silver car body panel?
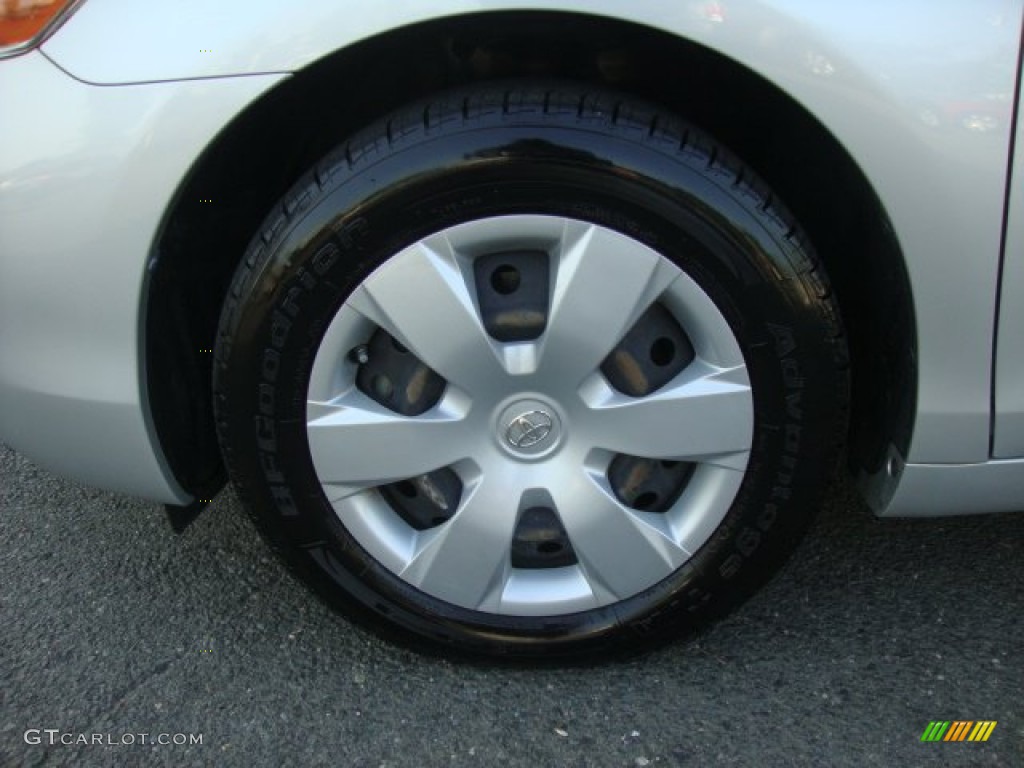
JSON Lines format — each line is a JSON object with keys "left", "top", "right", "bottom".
{"left": 885, "top": 459, "right": 1024, "bottom": 516}
{"left": 0, "top": 0, "right": 1021, "bottom": 512}
{"left": 994, "top": 111, "right": 1024, "bottom": 459}
{"left": 0, "top": 52, "right": 285, "bottom": 502}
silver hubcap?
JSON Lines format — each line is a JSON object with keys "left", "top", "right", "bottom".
{"left": 306, "top": 215, "right": 753, "bottom": 616}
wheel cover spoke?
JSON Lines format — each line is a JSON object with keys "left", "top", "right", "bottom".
{"left": 539, "top": 222, "right": 680, "bottom": 382}
{"left": 345, "top": 237, "right": 504, "bottom": 391}
{"left": 552, "top": 471, "right": 690, "bottom": 600}
{"left": 399, "top": 476, "right": 517, "bottom": 610}
{"left": 307, "top": 391, "right": 472, "bottom": 488}
{"left": 581, "top": 361, "right": 753, "bottom": 468}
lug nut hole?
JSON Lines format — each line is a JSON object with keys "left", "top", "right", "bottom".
{"left": 491, "top": 265, "right": 521, "bottom": 295}
{"left": 395, "top": 480, "right": 417, "bottom": 498}
{"left": 650, "top": 337, "right": 676, "bottom": 367}
{"left": 634, "top": 492, "right": 659, "bottom": 510}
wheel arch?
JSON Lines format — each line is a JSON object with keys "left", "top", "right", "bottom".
{"left": 145, "top": 10, "right": 915, "bottom": 506}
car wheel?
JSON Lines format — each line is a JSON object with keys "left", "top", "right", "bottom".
{"left": 214, "top": 83, "right": 848, "bottom": 657}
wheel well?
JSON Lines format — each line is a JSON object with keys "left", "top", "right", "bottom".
{"left": 147, "top": 10, "right": 914, "bottom": 498}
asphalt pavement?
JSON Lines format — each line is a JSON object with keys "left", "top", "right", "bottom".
{"left": 1, "top": 442, "right": 1021, "bottom": 767}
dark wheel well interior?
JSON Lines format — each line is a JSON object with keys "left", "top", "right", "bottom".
{"left": 147, "top": 11, "right": 914, "bottom": 501}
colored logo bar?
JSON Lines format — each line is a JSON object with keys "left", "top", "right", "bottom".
{"left": 920, "top": 721, "right": 997, "bottom": 742}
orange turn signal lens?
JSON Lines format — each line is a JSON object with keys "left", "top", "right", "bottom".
{"left": 0, "top": 0, "right": 76, "bottom": 49}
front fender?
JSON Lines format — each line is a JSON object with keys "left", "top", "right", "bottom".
{"left": 42, "top": 0, "right": 1023, "bottom": 465}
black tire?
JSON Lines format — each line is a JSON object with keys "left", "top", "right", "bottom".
{"left": 214, "top": 83, "right": 848, "bottom": 658}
